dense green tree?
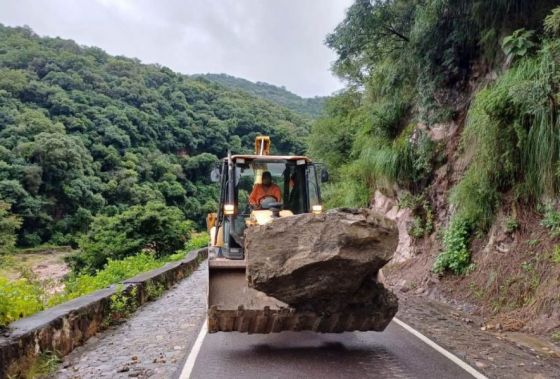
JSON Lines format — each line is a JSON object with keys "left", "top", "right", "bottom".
{"left": 314, "top": 1, "right": 560, "bottom": 274}
{"left": 198, "top": 74, "right": 326, "bottom": 118}
{"left": 0, "top": 24, "right": 308, "bottom": 247}
{"left": 75, "top": 201, "right": 192, "bottom": 272}
{"left": 311, "top": 0, "right": 559, "bottom": 205}
{"left": 0, "top": 202, "right": 21, "bottom": 254}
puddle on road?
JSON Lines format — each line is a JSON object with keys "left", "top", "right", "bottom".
{"left": 500, "top": 332, "right": 560, "bottom": 358}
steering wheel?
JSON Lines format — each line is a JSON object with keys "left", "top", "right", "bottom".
{"left": 259, "top": 196, "right": 279, "bottom": 209}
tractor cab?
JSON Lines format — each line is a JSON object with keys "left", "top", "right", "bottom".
{"left": 208, "top": 137, "right": 326, "bottom": 260}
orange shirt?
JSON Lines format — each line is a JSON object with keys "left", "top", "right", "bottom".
{"left": 249, "top": 183, "right": 281, "bottom": 206}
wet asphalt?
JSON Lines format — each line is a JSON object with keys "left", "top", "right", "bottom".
{"left": 186, "top": 321, "right": 476, "bottom": 379}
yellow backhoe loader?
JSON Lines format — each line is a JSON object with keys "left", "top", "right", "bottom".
{"left": 206, "top": 137, "right": 385, "bottom": 333}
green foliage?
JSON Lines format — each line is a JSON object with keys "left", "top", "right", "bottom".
{"left": 325, "top": 0, "right": 548, "bottom": 124}
{"left": 198, "top": 74, "right": 326, "bottom": 118}
{"left": 502, "top": 29, "right": 537, "bottom": 62}
{"left": 0, "top": 24, "right": 308, "bottom": 247}
{"left": 319, "top": 176, "right": 371, "bottom": 209}
{"left": 505, "top": 217, "right": 519, "bottom": 233}
{"left": 408, "top": 217, "right": 427, "bottom": 239}
{"left": 27, "top": 350, "right": 62, "bottom": 378}
{"left": 436, "top": 25, "right": 560, "bottom": 273}
{"left": 541, "top": 203, "right": 560, "bottom": 237}
{"left": 2, "top": 246, "right": 196, "bottom": 326}
{"left": 460, "top": 26, "right": 560, "bottom": 201}
{"left": 184, "top": 232, "right": 209, "bottom": 251}
{"left": 311, "top": 98, "right": 438, "bottom": 206}
{"left": 544, "top": 7, "right": 560, "bottom": 36}
{"left": 308, "top": 91, "right": 363, "bottom": 170}
{"left": 55, "top": 253, "right": 163, "bottom": 303}
{"left": 314, "top": 0, "right": 531, "bottom": 205}
{"left": 400, "top": 192, "right": 434, "bottom": 238}
{"left": 0, "top": 276, "right": 44, "bottom": 327}
{"left": 109, "top": 286, "right": 138, "bottom": 321}
{"left": 434, "top": 218, "right": 473, "bottom": 275}
{"left": 449, "top": 171, "right": 499, "bottom": 233}
{"left": 75, "top": 201, "right": 191, "bottom": 272}
{"left": 0, "top": 201, "right": 21, "bottom": 254}
{"left": 145, "top": 281, "right": 165, "bottom": 301}
{"left": 314, "top": 0, "right": 558, "bottom": 193}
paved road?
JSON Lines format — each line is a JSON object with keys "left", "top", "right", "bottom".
{"left": 186, "top": 321, "right": 477, "bottom": 379}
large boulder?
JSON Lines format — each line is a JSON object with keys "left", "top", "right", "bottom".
{"left": 245, "top": 208, "right": 399, "bottom": 315}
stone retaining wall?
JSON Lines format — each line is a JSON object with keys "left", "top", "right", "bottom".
{"left": 0, "top": 248, "right": 207, "bottom": 379}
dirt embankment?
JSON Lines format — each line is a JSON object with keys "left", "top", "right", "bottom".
{"left": 371, "top": 63, "right": 560, "bottom": 352}
{"left": 378, "top": 108, "right": 560, "bottom": 352}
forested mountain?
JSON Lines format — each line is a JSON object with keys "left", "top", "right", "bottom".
{"left": 197, "top": 73, "right": 326, "bottom": 118}
{"left": 0, "top": 24, "right": 308, "bottom": 261}
{"left": 311, "top": 0, "right": 560, "bottom": 334}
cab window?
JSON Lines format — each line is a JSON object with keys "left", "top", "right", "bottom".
{"left": 235, "top": 161, "right": 286, "bottom": 212}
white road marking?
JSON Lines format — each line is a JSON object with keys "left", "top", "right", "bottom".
{"left": 181, "top": 317, "right": 488, "bottom": 379}
{"left": 179, "top": 319, "right": 208, "bottom": 379}
{"left": 393, "top": 317, "right": 488, "bottom": 379}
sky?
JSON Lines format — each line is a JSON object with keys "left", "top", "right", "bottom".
{"left": 0, "top": 0, "right": 353, "bottom": 98}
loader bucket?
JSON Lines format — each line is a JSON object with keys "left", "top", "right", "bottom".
{"left": 207, "top": 258, "right": 392, "bottom": 334}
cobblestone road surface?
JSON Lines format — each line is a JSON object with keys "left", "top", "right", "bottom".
{"left": 53, "top": 261, "right": 207, "bottom": 379}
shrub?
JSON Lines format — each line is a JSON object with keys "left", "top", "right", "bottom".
{"left": 145, "top": 281, "right": 165, "bottom": 301}
{"left": 27, "top": 350, "right": 62, "bottom": 378}
{"left": 50, "top": 232, "right": 77, "bottom": 246}
{"left": 0, "top": 201, "right": 20, "bottom": 254}
{"left": 401, "top": 192, "right": 434, "bottom": 239}
{"left": 541, "top": 203, "right": 560, "bottom": 237}
{"left": 351, "top": 127, "right": 438, "bottom": 198}
{"left": 505, "top": 217, "right": 519, "bottom": 233}
{"left": 107, "top": 286, "right": 139, "bottom": 322}
{"left": 21, "top": 232, "right": 41, "bottom": 248}
{"left": 51, "top": 252, "right": 163, "bottom": 304}
{"left": 320, "top": 169, "right": 371, "bottom": 208}
{"left": 75, "top": 201, "right": 192, "bottom": 272}
{"left": 3, "top": 241, "right": 200, "bottom": 325}
{"left": 408, "top": 217, "right": 427, "bottom": 239}
{"left": 502, "top": 29, "right": 537, "bottom": 62}
{"left": 0, "top": 277, "right": 44, "bottom": 327}
{"left": 544, "top": 7, "right": 560, "bottom": 36}
{"left": 184, "top": 232, "right": 209, "bottom": 251}
{"left": 436, "top": 36, "right": 560, "bottom": 275}
{"left": 434, "top": 218, "right": 473, "bottom": 275}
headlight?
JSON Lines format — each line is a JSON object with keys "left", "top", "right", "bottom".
{"left": 224, "top": 204, "right": 235, "bottom": 215}
{"left": 312, "top": 205, "right": 323, "bottom": 214}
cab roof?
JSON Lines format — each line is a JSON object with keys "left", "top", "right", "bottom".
{"left": 225, "top": 154, "right": 312, "bottom": 162}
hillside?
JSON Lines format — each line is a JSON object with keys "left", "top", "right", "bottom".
{"left": 311, "top": 0, "right": 560, "bottom": 340}
{"left": 196, "top": 73, "right": 326, "bottom": 118}
{"left": 0, "top": 24, "right": 309, "bottom": 270}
